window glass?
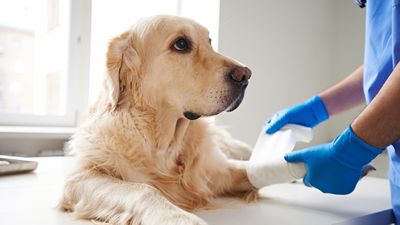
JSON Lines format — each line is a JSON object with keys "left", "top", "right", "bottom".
{"left": 0, "top": 0, "right": 70, "bottom": 116}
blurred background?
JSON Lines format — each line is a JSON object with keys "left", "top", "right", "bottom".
{"left": 0, "top": 0, "right": 366, "bottom": 157}
{"left": 217, "top": 0, "right": 365, "bottom": 147}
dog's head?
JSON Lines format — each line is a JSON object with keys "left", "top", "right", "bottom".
{"left": 105, "top": 15, "right": 251, "bottom": 120}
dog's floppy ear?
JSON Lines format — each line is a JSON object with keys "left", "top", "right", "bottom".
{"left": 106, "top": 31, "right": 141, "bottom": 110}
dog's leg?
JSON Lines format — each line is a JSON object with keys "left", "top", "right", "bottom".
{"left": 206, "top": 125, "right": 258, "bottom": 201}
{"left": 210, "top": 125, "right": 253, "bottom": 160}
{"left": 207, "top": 156, "right": 258, "bottom": 203}
{"left": 59, "top": 170, "right": 207, "bottom": 225}
{"left": 223, "top": 159, "right": 259, "bottom": 202}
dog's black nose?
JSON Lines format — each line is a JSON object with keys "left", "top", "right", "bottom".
{"left": 229, "top": 66, "right": 252, "bottom": 84}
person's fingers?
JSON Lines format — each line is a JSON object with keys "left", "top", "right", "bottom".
{"left": 286, "top": 152, "right": 311, "bottom": 187}
{"left": 284, "top": 150, "right": 306, "bottom": 163}
{"left": 265, "top": 116, "right": 286, "bottom": 134}
{"left": 285, "top": 151, "right": 310, "bottom": 187}
{"left": 303, "top": 173, "right": 312, "bottom": 187}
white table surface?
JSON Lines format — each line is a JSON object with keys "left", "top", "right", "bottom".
{"left": 0, "top": 157, "right": 392, "bottom": 225}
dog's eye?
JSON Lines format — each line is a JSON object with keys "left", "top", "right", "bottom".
{"left": 173, "top": 37, "right": 190, "bottom": 52}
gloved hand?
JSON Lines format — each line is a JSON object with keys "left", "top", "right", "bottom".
{"left": 285, "top": 126, "right": 383, "bottom": 194}
{"left": 266, "top": 96, "right": 329, "bottom": 134}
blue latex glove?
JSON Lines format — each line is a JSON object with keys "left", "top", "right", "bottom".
{"left": 266, "top": 96, "right": 329, "bottom": 134}
{"left": 285, "top": 126, "right": 383, "bottom": 194}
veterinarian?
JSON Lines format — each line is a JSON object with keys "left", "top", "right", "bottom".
{"left": 265, "top": 0, "right": 400, "bottom": 223}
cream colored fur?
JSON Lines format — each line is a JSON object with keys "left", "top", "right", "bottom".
{"left": 59, "top": 15, "right": 258, "bottom": 225}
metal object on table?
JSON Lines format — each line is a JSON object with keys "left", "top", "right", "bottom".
{"left": 0, "top": 156, "right": 38, "bottom": 175}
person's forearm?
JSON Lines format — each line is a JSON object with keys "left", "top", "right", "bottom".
{"left": 319, "top": 65, "right": 365, "bottom": 116}
{"left": 352, "top": 63, "right": 400, "bottom": 149}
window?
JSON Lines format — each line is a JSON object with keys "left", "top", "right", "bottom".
{"left": 0, "top": 0, "right": 77, "bottom": 126}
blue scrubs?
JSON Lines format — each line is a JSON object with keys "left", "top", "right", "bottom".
{"left": 364, "top": 0, "right": 400, "bottom": 222}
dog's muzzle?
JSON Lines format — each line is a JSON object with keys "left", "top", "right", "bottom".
{"left": 224, "top": 66, "right": 252, "bottom": 112}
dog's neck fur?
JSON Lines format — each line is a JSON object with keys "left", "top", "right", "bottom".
{"left": 121, "top": 101, "right": 193, "bottom": 155}
{"left": 156, "top": 112, "right": 190, "bottom": 152}
{"left": 93, "top": 88, "right": 195, "bottom": 162}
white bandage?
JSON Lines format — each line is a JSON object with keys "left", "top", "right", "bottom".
{"left": 246, "top": 124, "right": 312, "bottom": 188}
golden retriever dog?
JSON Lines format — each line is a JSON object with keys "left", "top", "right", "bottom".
{"left": 59, "top": 15, "right": 257, "bottom": 225}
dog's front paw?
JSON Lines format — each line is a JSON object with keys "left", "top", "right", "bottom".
{"left": 165, "top": 213, "right": 208, "bottom": 225}
{"left": 222, "top": 140, "right": 253, "bottom": 160}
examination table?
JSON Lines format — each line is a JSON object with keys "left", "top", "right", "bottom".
{"left": 0, "top": 157, "right": 392, "bottom": 225}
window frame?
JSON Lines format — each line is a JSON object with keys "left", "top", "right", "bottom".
{"left": 0, "top": 0, "right": 92, "bottom": 127}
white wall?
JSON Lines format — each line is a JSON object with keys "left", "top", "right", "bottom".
{"left": 216, "top": 0, "right": 365, "bottom": 146}
{"left": 326, "top": 0, "right": 366, "bottom": 138}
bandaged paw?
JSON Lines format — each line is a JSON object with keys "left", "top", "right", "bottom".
{"left": 246, "top": 124, "right": 313, "bottom": 188}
